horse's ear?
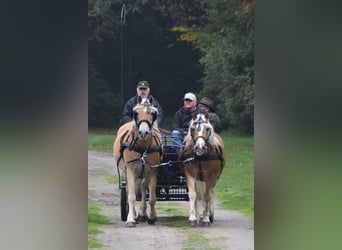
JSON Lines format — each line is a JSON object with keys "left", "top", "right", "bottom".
{"left": 205, "top": 112, "right": 209, "bottom": 121}
{"left": 149, "top": 95, "right": 154, "bottom": 104}
{"left": 192, "top": 112, "right": 197, "bottom": 120}
{"left": 137, "top": 95, "right": 142, "bottom": 104}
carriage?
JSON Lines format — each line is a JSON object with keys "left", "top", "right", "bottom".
{"left": 113, "top": 96, "right": 225, "bottom": 227}
{"left": 118, "top": 130, "right": 189, "bottom": 222}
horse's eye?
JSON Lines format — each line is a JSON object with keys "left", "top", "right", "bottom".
{"left": 134, "top": 111, "right": 138, "bottom": 121}
{"left": 191, "top": 127, "right": 195, "bottom": 133}
{"left": 206, "top": 127, "right": 210, "bottom": 133}
{"left": 152, "top": 112, "right": 157, "bottom": 121}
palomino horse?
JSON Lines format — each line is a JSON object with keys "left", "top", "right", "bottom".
{"left": 113, "top": 96, "right": 162, "bottom": 227}
{"left": 179, "top": 112, "right": 226, "bottom": 227}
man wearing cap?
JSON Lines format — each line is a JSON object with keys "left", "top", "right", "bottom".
{"left": 119, "top": 80, "right": 164, "bottom": 126}
{"left": 171, "top": 92, "right": 200, "bottom": 151}
{"left": 198, "top": 97, "right": 222, "bottom": 133}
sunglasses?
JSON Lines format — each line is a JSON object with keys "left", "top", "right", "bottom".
{"left": 139, "top": 88, "right": 147, "bottom": 90}
{"left": 184, "top": 99, "right": 193, "bottom": 102}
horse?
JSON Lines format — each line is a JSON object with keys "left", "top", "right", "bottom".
{"left": 113, "top": 95, "right": 162, "bottom": 227}
{"left": 179, "top": 112, "right": 226, "bottom": 227}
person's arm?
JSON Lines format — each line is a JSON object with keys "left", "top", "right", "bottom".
{"left": 172, "top": 111, "right": 188, "bottom": 135}
{"left": 172, "top": 111, "right": 181, "bottom": 131}
{"left": 209, "top": 113, "right": 222, "bottom": 133}
{"left": 153, "top": 99, "right": 164, "bottom": 126}
{"left": 119, "top": 99, "right": 134, "bottom": 126}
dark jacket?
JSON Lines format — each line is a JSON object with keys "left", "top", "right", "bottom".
{"left": 119, "top": 95, "right": 164, "bottom": 126}
{"left": 172, "top": 107, "right": 200, "bottom": 135}
{"left": 207, "top": 112, "right": 222, "bottom": 133}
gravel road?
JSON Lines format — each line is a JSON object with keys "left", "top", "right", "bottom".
{"left": 88, "top": 150, "right": 254, "bottom": 250}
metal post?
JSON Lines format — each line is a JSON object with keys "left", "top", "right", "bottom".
{"left": 120, "top": 3, "right": 126, "bottom": 111}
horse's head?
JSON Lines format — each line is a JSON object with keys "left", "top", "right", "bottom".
{"left": 187, "top": 112, "right": 214, "bottom": 156}
{"left": 132, "top": 95, "right": 158, "bottom": 140}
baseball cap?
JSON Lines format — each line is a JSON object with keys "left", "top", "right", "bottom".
{"left": 183, "top": 92, "right": 197, "bottom": 102}
{"left": 137, "top": 81, "right": 150, "bottom": 88}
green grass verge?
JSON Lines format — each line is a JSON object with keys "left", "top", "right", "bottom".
{"left": 215, "top": 132, "right": 254, "bottom": 218}
{"left": 88, "top": 201, "right": 111, "bottom": 249}
{"left": 88, "top": 133, "right": 115, "bottom": 152}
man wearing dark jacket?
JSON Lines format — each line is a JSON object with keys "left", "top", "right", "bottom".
{"left": 171, "top": 92, "right": 200, "bottom": 151}
{"left": 119, "top": 81, "right": 164, "bottom": 126}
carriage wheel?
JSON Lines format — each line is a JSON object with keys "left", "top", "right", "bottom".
{"left": 120, "top": 187, "right": 128, "bottom": 221}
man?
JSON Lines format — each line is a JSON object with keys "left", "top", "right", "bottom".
{"left": 198, "top": 97, "right": 222, "bottom": 133}
{"left": 171, "top": 92, "right": 200, "bottom": 151}
{"left": 119, "top": 80, "right": 164, "bottom": 126}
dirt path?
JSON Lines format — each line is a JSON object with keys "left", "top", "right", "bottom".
{"left": 88, "top": 150, "right": 254, "bottom": 250}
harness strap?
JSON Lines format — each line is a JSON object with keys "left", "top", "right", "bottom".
{"left": 199, "top": 161, "right": 203, "bottom": 181}
{"left": 180, "top": 146, "right": 225, "bottom": 170}
{"left": 117, "top": 130, "right": 129, "bottom": 167}
{"left": 118, "top": 130, "right": 162, "bottom": 179}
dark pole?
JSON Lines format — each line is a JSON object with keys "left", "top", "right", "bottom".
{"left": 120, "top": 3, "right": 126, "bottom": 111}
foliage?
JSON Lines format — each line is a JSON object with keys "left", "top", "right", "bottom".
{"left": 88, "top": 63, "right": 120, "bottom": 127}
{"left": 178, "top": 0, "right": 255, "bottom": 134}
{"left": 88, "top": 0, "right": 254, "bottom": 134}
{"left": 88, "top": 0, "right": 121, "bottom": 42}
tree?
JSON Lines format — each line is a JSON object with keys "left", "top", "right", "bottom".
{"left": 175, "top": 0, "right": 254, "bottom": 133}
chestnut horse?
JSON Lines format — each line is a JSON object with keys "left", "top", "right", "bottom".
{"left": 179, "top": 112, "right": 226, "bottom": 227}
{"left": 113, "top": 96, "right": 162, "bottom": 227}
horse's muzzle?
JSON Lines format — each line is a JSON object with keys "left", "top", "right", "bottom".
{"left": 194, "top": 145, "right": 207, "bottom": 156}
{"left": 138, "top": 129, "right": 151, "bottom": 139}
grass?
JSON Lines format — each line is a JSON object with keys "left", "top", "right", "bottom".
{"left": 106, "top": 175, "right": 119, "bottom": 185}
{"left": 215, "top": 132, "right": 254, "bottom": 218}
{"left": 88, "top": 201, "right": 111, "bottom": 249}
{"left": 156, "top": 202, "right": 189, "bottom": 227}
{"left": 88, "top": 133, "right": 115, "bottom": 153}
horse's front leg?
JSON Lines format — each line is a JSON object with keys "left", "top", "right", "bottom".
{"left": 186, "top": 172, "right": 197, "bottom": 227}
{"left": 209, "top": 190, "right": 215, "bottom": 222}
{"left": 138, "top": 178, "right": 148, "bottom": 222}
{"left": 147, "top": 173, "right": 157, "bottom": 224}
{"left": 126, "top": 167, "right": 137, "bottom": 227}
{"left": 201, "top": 185, "right": 213, "bottom": 227}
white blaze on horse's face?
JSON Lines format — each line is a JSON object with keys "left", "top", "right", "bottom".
{"left": 134, "top": 97, "right": 158, "bottom": 140}
{"left": 194, "top": 126, "right": 206, "bottom": 156}
{"left": 138, "top": 120, "right": 150, "bottom": 139}
{"left": 191, "top": 114, "right": 211, "bottom": 156}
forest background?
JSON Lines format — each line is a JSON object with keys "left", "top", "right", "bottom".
{"left": 88, "top": 0, "right": 254, "bottom": 134}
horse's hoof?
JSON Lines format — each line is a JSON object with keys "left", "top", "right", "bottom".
{"left": 147, "top": 218, "right": 156, "bottom": 225}
{"left": 209, "top": 214, "right": 214, "bottom": 223}
{"left": 125, "top": 221, "right": 136, "bottom": 228}
{"left": 189, "top": 220, "right": 197, "bottom": 227}
{"left": 201, "top": 221, "right": 210, "bottom": 227}
{"left": 138, "top": 215, "right": 147, "bottom": 222}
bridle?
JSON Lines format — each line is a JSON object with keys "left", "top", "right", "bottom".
{"left": 133, "top": 99, "right": 157, "bottom": 131}
{"left": 189, "top": 116, "right": 212, "bottom": 151}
